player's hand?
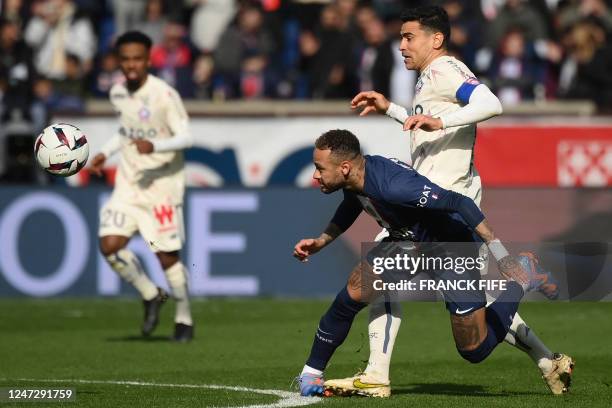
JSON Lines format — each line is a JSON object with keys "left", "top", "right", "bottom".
{"left": 497, "top": 255, "right": 528, "bottom": 287}
{"left": 293, "top": 238, "right": 326, "bottom": 262}
{"left": 351, "top": 91, "right": 390, "bottom": 116}
{"left": 403, "top": 115, "right": 443, "bottom": 132}
{"left": 89, "top": 153, "right": 106, "bottom": 177}
{"left": 133, "top": 139, "right": 154, "bottom": 154}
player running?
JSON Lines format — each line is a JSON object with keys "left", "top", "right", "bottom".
{"left": 329, "top": 5, "right": 572, "bottom": 396}
{"left": 294, "top": 130, "right": 572, "bottom": 397}
{"left": 90, "top": 31, "right": 194, "bottom": 342}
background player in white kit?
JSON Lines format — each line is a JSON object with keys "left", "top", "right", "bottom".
{"left": 89, "top": 31, "right": 194, "bottom": 342}
{"left": 324, "top": 6, "right": 573, "bottom": 396}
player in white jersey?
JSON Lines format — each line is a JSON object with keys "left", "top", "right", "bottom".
{"left": 89, "top": 31, "right": 194, "bottom": 342}
{"left": 324, "top": 6, "right": 573, "bottom": 396}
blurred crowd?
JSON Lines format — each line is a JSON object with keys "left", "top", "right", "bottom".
{"left": 2, "top": 0, "right": 612, "bottom": 115}
{"left": 1, "top": 0, "right": 611, "bottom": 182}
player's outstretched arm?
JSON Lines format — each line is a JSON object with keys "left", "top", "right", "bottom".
{"left": 351, "top": 91, "right": 411, "bottom": 125}
{"left": 89, "top": 133, "right": 121, "bottom": 175}
{"left": 351, "top": 91, "right": 391, "bottom": 116}
{"left": 293, "top": 223, "right": 343, "bottom": 262}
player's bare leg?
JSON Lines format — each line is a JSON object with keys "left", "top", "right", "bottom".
{"left": 156, "top": 251, "right": 193, "bottom": 342}
{"left": 100, "top": 235, "right": 167, "bottom": 336}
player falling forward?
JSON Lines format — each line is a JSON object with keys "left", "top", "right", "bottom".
{"left": 90, "top": 31, "right": 194, "bottom": 342}
{"left": 328, "top": 5, "right": 572, "bottom": 396}
{"left": 294, "top": 130, "right": 573, "bottom": 397}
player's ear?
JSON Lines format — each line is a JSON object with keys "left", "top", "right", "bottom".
{"left": 433, "top": 32, "right": 444, "bottom": 50}
{"left": 340, "top": 161, "right": 351, "bottom": 177}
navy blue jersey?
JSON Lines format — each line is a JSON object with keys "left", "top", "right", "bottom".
{"left": 330, "top": 155, "right": 485, "bottom": 242}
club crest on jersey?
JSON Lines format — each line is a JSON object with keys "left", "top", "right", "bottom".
{"left": 138, "top": 107, "right": 151, "bottom": 120}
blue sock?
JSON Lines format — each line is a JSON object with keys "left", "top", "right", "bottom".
{"left": 458, "top": 281, "right": 523, "bottom": 363}
{"left": 305, "top": 286, "right": 367, "bottom": 371}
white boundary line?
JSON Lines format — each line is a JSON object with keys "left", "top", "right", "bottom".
{"left": 3, "top": 378, "right": 322, "bottom": 408}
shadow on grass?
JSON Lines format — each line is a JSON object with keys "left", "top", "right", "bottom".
{"left": 105, "top": 335, "right": 172, "bottom": 342}
{"left": 392, "top": 383, "right": 539, "bottom": 397}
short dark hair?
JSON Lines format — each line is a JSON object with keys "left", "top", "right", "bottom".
{"left": 115, "top": 31, "right": 152, "bottom": 52}
{"left": 315, "top": 129, "right": 361, "bottom": 160}
{"left": 401, "top": 6, "right": 450, "bottom": 48}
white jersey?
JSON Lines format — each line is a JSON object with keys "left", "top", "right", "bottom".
{"left": 109, "top": 74, "right": 189, "bottom": 205}
{"left": 410, "top": 55, "right": 483, "bottom": 206}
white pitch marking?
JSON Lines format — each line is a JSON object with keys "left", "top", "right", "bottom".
{"left": 8, "top": 378, "right": 322, "bottom": 408}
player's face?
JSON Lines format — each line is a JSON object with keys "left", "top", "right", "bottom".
{"left": 118, "top": 43, "right": 150, "bottom": 89}
{"left": 399, "top": 21, "right": 442, "bottom": 71}
{"left": 312, "top": 148, "right": 346, "bottom": 194}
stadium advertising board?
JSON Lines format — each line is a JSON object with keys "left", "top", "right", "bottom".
{"left": 56, "top": 117, "right": 612, "bottom": 188}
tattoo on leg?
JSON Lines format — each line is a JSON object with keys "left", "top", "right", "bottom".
{"left": 451, "top": 312, "right": 487, "bottom": 350}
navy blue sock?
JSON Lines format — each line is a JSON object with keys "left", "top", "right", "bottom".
{"left": 458, "top": 281, "right": 523, "bottom": 363}
{"left": 305, "top": 287, "right": 367, "bottom": 371}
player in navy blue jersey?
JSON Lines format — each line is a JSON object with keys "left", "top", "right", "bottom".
{"left": 293, "top": 129, "right": 570, "bottom": 397}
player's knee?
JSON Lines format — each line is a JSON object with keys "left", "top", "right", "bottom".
{"left": 456, "top": 331, "right": 497, "bottom": 364}
{"left": 99, "top": 236, "right": 127, "bottom": 257}
{"left": 156, "top": 251, "right": 179, "bottom": 270}
{"left": 457, "top": 343, "right": 489, "bottom": 364}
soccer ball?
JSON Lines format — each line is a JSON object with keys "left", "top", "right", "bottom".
{"left": 34, "top": 123, "right": 89, "bottom": 177}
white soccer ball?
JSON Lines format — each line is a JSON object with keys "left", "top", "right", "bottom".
{"left": 34, "top": 123, "right": 89, "bottom": 177}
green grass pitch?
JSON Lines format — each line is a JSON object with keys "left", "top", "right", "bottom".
{"left": 0, "top": 299, "right": 610, "bottom": 407}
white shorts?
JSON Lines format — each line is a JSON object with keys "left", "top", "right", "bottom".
{"left": 99, "top": 196, "right": 184, "bottom": 252}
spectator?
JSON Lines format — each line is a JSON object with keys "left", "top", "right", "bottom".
{"left": 0, "top": 18, "right": 36, "bottom": 121}
{"left": 442, "top": 0, "right": 483, "bottom": 68}
{"left": 557, "top": 0, "right": 612, "bottom": 33}
{"left": 299, "top": 3, "right": 357, "bottom": 99}
{"left": 111, "top": 0, "right": 147, "bottom": 37}
{"left": 357, "top": 17, "right": 392, "bottom": 95}
{"left": 50, "top": 53, "right": 86, "bottom": 112}
{"left": 558, "top": 19, "right": 612, "bottom": 111}
{"left": 1, "top": 0, "right": 30, "bottom": 26}
{"left": 133, "top": 0, "right": 167, "bottom": 45}
{"left": 24, "top": 0, "right": 96, "bottom": 79}
{"left": 92, "top": 51, "right": 122, "bottom": 97}
{"left": 150, "top": 21, "right": 194, "bottom": 97}
{"left": 214, "top": 3, "right": 276, "bottom": 99}
{"left": 192, "top": 53, "right": 214, "bottom": 99}
{"left": 488, "top": 27, "right": 542, "bottom": 105}
{"left": 189, "top": 0, "right": 237, "bottom": 54}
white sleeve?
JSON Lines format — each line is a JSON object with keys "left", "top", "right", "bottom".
{"left": 438, "top": 84, "right": 503, "bottom": 129}
{"left": 152, "top": 133, "right": 194, "bottom": 152}
{"left": 100, "top": 134, "right": 121, "bottom": 158}
{"left": 153, "top": 88, "right": 193, "bottom": 152}
{"left": 385, "top": 102, "right": 409, "bottom": 125}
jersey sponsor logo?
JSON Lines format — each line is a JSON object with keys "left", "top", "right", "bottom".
{"left": 411, "top": 104, "right": 424, "bottom": 115}
{"left": 120, "top": 126, "right": 158, "bottom": 139}
{"left": 417, "top": 185, "right": 432, "bottom": 207}
{"left": 153, "top": 205, "right": 174, "bottom": 226}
